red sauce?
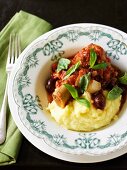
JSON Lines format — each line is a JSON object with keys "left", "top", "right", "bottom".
{"left": 45, "top": 43, "right": 127, "bottom": 110}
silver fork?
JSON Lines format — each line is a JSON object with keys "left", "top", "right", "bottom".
{"left": 0, "top": 34, "right": 21, "bottom": 144}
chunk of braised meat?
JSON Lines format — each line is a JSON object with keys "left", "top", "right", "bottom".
{"left": 51, "top": 62, "right": 57, "bottom": 72}
{"left": 52, "top": 85, "right": 71, "bottom": 108}
{"left": 91, "top": 65, "right": 119, "bottom": 90}
{"left": 71, "top": 43, "right": 107, "bottom": 67}
{"left": 92, "top": 91, "right": 106, "bottom": 110}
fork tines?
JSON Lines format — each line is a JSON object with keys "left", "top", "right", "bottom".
{"left": 7, "top": 33, "right": 21, "bottom": 65}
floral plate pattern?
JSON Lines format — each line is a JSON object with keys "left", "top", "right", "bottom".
{"left": 8, "top": 24, "right": 127, "bottom": 162}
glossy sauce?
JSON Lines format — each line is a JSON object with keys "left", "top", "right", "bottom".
{"left": 45, "top": 44, "right": 127, "bottom": 111}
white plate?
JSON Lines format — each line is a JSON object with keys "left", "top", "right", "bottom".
{"left": 8, "top": 23, "right": 127, "bottom": 163}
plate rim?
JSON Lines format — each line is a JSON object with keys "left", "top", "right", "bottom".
{"left": 8, "top": 23, "right": 127, "bottom": 163}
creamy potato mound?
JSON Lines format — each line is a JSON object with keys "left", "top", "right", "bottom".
{"left": 47, "top": 91, "right": 121, "bottom": 131}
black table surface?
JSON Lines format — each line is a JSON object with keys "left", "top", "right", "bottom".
{"left": 1, "top": 0, "right": 127, "bottom": 169}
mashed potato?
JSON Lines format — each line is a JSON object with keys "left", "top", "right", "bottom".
{"left": 47, "top": 91, "right": 121, "bottom": 131}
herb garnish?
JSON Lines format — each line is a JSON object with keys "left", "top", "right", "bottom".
{"left": 107, "top": 85, "right": 123, "bottom": 100}
{"left": 64, "top": 61, "right": 80, "bottom": 80}
{"left": 119, "top": 72, "right": 127, "bottom": 85}
{"left": 89, "top": 48, "right": 107, "bottom": 70}
{"left": 90, "top": 48, "right": 97, "bottom": 68}
{"left": 57, "top": 58, "right": 70, "bottom": 72}
{"left": 79, "top": 72, "right": 91, "bottom": 93}
{"left": 64, "top": 84, "right": 78, "bottom": 99}
{"left": 92, "top": 62, "right": 107, "bottom": 70}
{"left": 64, "top": 84, "right": 90, "bottom": 108}
{"left": 76, "top": 98, "right": 91, "bottom": 108}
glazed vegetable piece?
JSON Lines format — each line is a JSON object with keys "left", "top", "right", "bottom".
{"left": 87, "top": 80, "right": 101, "bottom": 94}
{"left": 52, "top": 85, "right": 71, "bottom": 108}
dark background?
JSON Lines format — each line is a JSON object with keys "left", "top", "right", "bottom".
{"left": 1, "top": 0, "right": 127, "bottom": 169}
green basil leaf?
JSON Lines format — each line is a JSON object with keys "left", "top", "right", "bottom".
{"left": 76, "top": 98, "right": 90, "bottom": 108}
{"left": 92, "top": 62, "right": 107, "bottom": 70}
{"left": 79, "top": 72, "right": 91, "bottom": 93}
{"left": 57, "top": 58, "right": 71, "bottom": 72}
{"left": 119, "top": 72, "right": 127, "bottom": 85}
{"left": 64, "top": 84, "right": 90, "bottom": 108}
{"left": 64, "top": 84, "right": 78, "bottom": 99}
{"left": 107, "top": 85, "right": 123, "bottom": 100}
{"left": 90, "top": 48, "right": 97, "bottom": 68}
{"left": 64, "top": 61, "right": 80, "bottom": 80}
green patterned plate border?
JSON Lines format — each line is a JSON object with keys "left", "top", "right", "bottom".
{"left": 8, "top": 24, "right": 127, "bottom": 158}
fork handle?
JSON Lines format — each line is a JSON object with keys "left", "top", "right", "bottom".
{"left": 0, "top": 76, "right": 9, "bottom": 144}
